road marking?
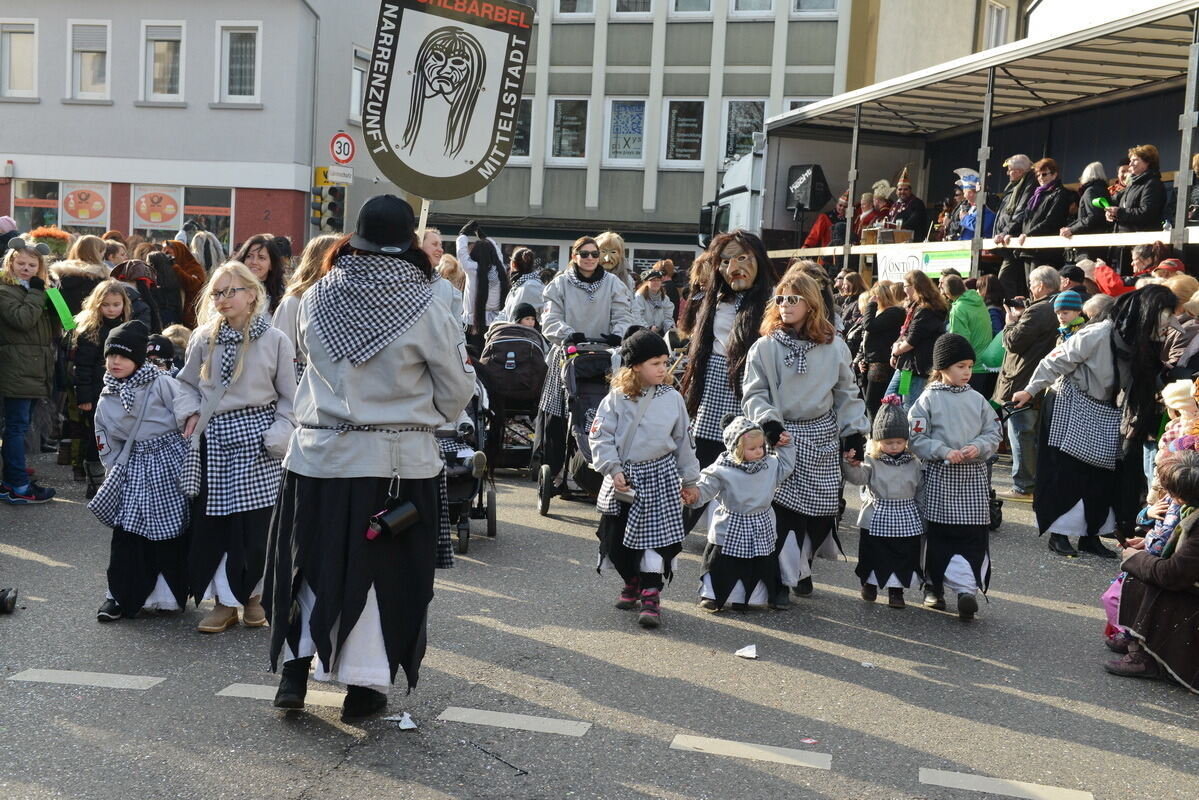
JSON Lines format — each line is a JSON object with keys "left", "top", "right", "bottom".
{"left": 216, "top": 682, "right": 346, "bottom": 708}
{"left": 919, "top": 768, "right": 1094, "bottom": 800}
{"left": 8, "top": 669, "right": 163, "bottom": 690}
{"left": 0, "top": 543, "right": 73, "bottom": 568}
{"left": 437, "top": 706, "right": 591, "bottom": 737}
{"left": 669, "top": 734, "right": 832, "bottom": 770}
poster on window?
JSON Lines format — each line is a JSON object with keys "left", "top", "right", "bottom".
{"left": 364, "top": 0, "right": 532, "bottom": 200}
{"left": 553, "top": 100, "right": 588, "bottom": 158}
{"left": 132, "top": 185, "right": 183, "bottom": 228}
{"left": 666, "top": 102, "right": 704, "bottom": 161}
{"left": 608, "top": 101, "right": 644, "bottom": 160}
{"left": 725, "top": 101, "right": 764, "bottom": 160}
{"left": 60, "top": 182, "right": 110, "bottom": 228}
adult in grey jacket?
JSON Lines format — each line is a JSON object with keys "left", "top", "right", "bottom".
{"left": 498, "top": 246, "right": 544, "bottom": 324}
{"left": 992, "top": 265, "right": 1059, "bottom": 500}
{"left": 265, "top": 196, "right": 476, "bottom": 723}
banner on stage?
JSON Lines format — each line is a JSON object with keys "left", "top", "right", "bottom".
{"left": 364, "top": 0, "right": 533, "bottom": 200}
{"left": 875, "top": 247, "right": 970, "bottom": 282}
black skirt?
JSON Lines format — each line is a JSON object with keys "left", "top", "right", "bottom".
{"left": 1033, "top": 391, "right": 1121, "bottom": 536}
{"left": 188, "top": 505, "right": 271, "bottom": 606}
{"left": 596, "top": 504, "right": 683, "bottom": 585}
{"left": 922, "top": 521, "right": 990, "bottom": 595}
{"left": 265, "top": 471, "right": 441, "bottom": 690}
{"left": 108, "top": 526, "right": 190, "bottom": 617}
{"left": 854, "top": 530, "right": 922, "bottom": 589}
{"left": 701, "top": 542, "right": 778, "bottom": 608}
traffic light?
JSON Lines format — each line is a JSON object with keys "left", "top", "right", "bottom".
{"left": 310, "top": 185, "right": 346, "bottom": 233}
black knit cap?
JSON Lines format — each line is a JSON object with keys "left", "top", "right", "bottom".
{"left": 146, "top": 333, "right": 174, "bottom": 361}
{"left": 620, "top": 328, "right": 670, "bottom": 366}
{"left": 511, "top": 302, "right": 537, "bottom": 321}
{"left": 104, "top": 319, "right": 150, "bottom": 367}
{"left": 931, "top": 332, "right": 976, "bottom": 371}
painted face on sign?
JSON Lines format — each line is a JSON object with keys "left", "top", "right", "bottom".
{"left": 421, "top": 42, "right": 473, "bottom": 99}
{"left": 404, "top": 26, "right": 486, "bottom": 159}
{"left": 717, "top": 239, "right": 757, "bottom": 292}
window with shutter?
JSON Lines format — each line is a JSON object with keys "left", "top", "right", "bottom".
{"left": 144, "top": 22, "right": 183, "bottom": 100}
{"left": 69, "top": 21, "right": 109, "bottom": 98}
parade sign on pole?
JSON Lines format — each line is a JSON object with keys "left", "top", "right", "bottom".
{"left": 364, "top": 0, "right": 533, "bottom": 201}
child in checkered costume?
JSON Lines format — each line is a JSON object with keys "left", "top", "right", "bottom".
{"left": 842, "top": 395, "right": 924, "bottom": 610}
{"left": 688, "top": 415, "right": 794, "bottom": 612}
{"left": 742, "top": 270, "right": 869, "bottom": 604}
{"left": 590, "top": 330, "right": 700, "bottom": 629}
{"left": 91, "top": 320, "right": 194, "bottom": 621}
{"left": 908, "top": 333, "right": 1002, "bottom": 621}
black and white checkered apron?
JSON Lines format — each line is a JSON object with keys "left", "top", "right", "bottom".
{"left": 774, "top": 411, "right": 841, "bottom": 516}
{"left": 89, "top": 431, "right": 190, "bottom": 541}
{"left": 1047, "top": 378, "right": 1121, "bottom": 471}
{"left": 869, "top": 497, "right": 924, "bottom": 538}
{"left": 690, "top": 352, "right": 740, "bottom": 443}
{"left": 720, "top": 508, "right": 777, "bottom": 559}
{"left": 538, "top": 343, "right": 567, "bottom": 418}
{"left": 920, "top": 460, "right": 990, "bottom": 525}
{"left": 202, "top": 404, "right": 283, "bottom": 516}
{"left": 596, "top": 453, "right": 684, "bottom": 549}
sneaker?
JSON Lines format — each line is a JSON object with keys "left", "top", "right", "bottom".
{"left": 1, "top": 587, "right": 18, "bottom": 614}
{"left": 997, "top": 489, "right": 1033, "bottom": 503}
{"left": 341, "top": 684, "right": 388, "bottom": 721}
{"left": 887, "top": 588, "right": 906, "bottom": 609}
{"left": 923, "top": 589, "right": 946, "bottom": 610}
{"left": 470, "top": 451, "right": 488, "bottom": 479}
{"left": 1104, "top": 636, "right": 1129, "bottom": 654}
{"left": 197, "top": 603, "right": 239, "bottom": 633}
{"left": 1, "top": 482, "right": 55, "bottom": 505}
{"left": 792, "top": 576, "right": 814, "bottom": 597}
{"left": 637, "top": 589, "right": 661, "bottom": 628}
{"left": 698, "top": 598, "right": 721, "bottom": 612}
{"left": 615, "top": 580, "right": 640, "bottom": 610}
{"left": 957, "top": 592, "right": 979, "bottom": 621}
{"left": 1048, "top": 533, "right": 1079, "bottom": 557}
{"left": 1104, "top": 650, "right": 1161, "bottom": 680}
{"left": 1078, "top": 536, "right": 1118, "bottom": 559}
{"left": 860, "top": 584, "right": 877, "bottom": 602}
{"left": 96, "top": 599, "right": 122, "bottom": 621}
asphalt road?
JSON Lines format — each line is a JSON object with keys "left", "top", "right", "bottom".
{"left": 1, "top": 450, "right": 1197, "bottom": 800}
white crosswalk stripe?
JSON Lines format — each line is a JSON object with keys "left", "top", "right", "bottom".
{"left": 669, "top": 734, "right": 832, "bottom": 770}
{"left": 437, "top": 706, "right": 591, "bottom": 737}
{"left": 8, "top": 669, "right": 164, "bottom": 690}
{"left": 918, "top": 768, "right": 1095, "bottom": 800}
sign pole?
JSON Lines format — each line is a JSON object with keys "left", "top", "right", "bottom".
{"left": 417, "top": 197, "right": 431, "bottom": 238}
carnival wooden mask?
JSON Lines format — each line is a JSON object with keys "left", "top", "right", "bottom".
{"left": 717, "top": 239, "right": 757, "bottom": 291}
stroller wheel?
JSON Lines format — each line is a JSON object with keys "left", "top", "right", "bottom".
{"left": 486, "top": 485, "right": 497, "bottom": 537}
{"left": 454, "top": 521, "right": 469, "bottom": 554}
{"left": 537, "top": 464, "right": 553, "bottom": 516}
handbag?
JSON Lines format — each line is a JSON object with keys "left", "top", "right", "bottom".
{"left": 1048, "top": 378, "right": 1121, "bottom": 471}
{"left": 178, "top": 345, "right": 230, "bottom": 499}
{"left": 612, "top": 390, "right": 655, "bottom": 504}
{"left": 87, "top": 389, "right": 152, "bottom": 527}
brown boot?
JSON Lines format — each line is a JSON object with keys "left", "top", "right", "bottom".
{"left": 243, "top": 595, "right": 268, "bottom": 627}
{"left": 197, "top": 603, "right": 239, "bottom": 633}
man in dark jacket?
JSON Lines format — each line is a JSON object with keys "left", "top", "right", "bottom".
{"left": 885, "top": 168, "right": 929, "bottom": 242}
{"left": 992, "top": 154, "right": 1037, "bottom": 299}
{"left": 993, "top": 265, "right": 1060, "bottom": 502}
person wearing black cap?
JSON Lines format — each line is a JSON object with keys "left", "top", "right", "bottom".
{"left": 633, "top": 269, "right": 675, "bottom": 335}
{"left": 91, "top": 319, "right": 194, "bottom": 621}
{"left": 509, "top": 302, "right": 538, "bottom": 328}
{"left": 589, "top": 329, "right": 700, "bottom": 629}
{"left": 264, "top": 195, "right": 475, "bottom": 721}
{"left": 908, "top": 333, "right": 1002, "bottom": 620}
{"left": 146, "top": 334, "right": 176, "bottom": 374}
{"left": 1058, "top": 265, "right": 1090, "bottom": 301}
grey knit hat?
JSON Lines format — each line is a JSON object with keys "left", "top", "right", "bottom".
{"left": 721, "top": 414, "right": 763, "bottom": 453}
{"left": 873, "top": 394, "right": 909, "bottom": 441}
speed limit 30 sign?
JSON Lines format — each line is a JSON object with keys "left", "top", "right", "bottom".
{"left": 330, "top": 132, "right": 355, "bottom": 165}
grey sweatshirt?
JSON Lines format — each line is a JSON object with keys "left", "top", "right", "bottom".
{"left": 589, "top": 386, "right": 700, "bottom": 485}
{"left": 431, "top": 277, "right": 465, "bottom": 327}
{"left": 841, "top": 454, "right": 924, "bottom": 530}
{"left": 1023, "top": 318, "right": 1117, "bottom": 402}
{"left": 541, "top": 269, "right": 633, "bottom": 345}
{"left": 688, "top": 443, "right": 796, "bottom": 546}
{"left": 908, "top": 385, "right": 1002, "bottom": 462}
{"left": 633, "top": 291, "right": 675, "bottom": 333}
{"left": 94, "top": 375, "right": 192, "bottom": 470}
{"left": 284, "top": 291, "right": 477, "bottom": 480}
{"left": 500, "top": 276, "right": 545, "bottom": 322}
{"left": 176, "top": 322, "right": 297, "bottom": 459}
{"left": 742, "top": 335, "right": 869, "bottom": 436}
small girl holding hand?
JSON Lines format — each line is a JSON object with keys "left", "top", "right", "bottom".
{"left": 842, "top": 395, "right": 924, "bottom": 609}
{"left": 688, "top": 415, "right": 794, "bottom": 612}
{"left": 908, "top": 333, "right": 1002, "bottom": 620}
{"left": 589, "top": 330, "right": 700, "bottom": 629}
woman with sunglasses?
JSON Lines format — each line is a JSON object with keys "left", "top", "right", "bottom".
{"left": 536, "top": 236, "right": 634, "bottom": 497}
{"left": 743, "top": 272, "right": 868, "bottom": 602}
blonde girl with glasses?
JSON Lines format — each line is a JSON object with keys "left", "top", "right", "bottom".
{"left": 176, "top": 261, "right": 297, "bottom": 634}
{"left": 742, "top": 272, "right": 869, "bottom": 604}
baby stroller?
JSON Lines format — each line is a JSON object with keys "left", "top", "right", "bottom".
{"left": 536, "top": 341, "right": 614, "bottom": 516}
{"left": 440, "top": 378, "right": 496, "bottom": 554}
{"left": 476, "top": 322, "right": 549, "bottom": 474}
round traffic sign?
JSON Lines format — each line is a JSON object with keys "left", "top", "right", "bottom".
{"left": 330, "top": 133, "right": 355, "bottom": 165}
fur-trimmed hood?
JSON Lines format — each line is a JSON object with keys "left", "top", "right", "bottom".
{"left": 51, "top": 259, "right": 108, "bottom": 281}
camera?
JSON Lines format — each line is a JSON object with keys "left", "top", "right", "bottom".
{"left": 366, "top": 501, "right": 419, "bottom": 540}
{"left": 613, "top": 485, "right": 636, "bottom": 505}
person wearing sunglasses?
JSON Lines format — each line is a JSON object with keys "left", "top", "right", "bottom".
{"left": 742, "top": 273, "right": 869, "bottom": 603}
{"left": 1001, "top": 157, "right": 1077, "bottom": 298}
{"left": 536, "top": 235, "right": 634, "bottom": 497}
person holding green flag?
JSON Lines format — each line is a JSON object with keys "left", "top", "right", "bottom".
{"left": 942, "top": 274, "right": 995, "bottom": 395}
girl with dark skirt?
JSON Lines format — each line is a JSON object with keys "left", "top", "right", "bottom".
{"left": 177, "top": 262, "right": 296, "bottom": 633}
{"left": 689, "top": 416, "right": 794, "bottom": 613}
{"left": 909, "top": 334, "right": 1002, "bottom": 621}
{"left": 90, "top": 320, "right": 193, "bottom": 620}
{"left": 842, "top": 395, "right": 924, "bottom": 609}
{"left": 265, "top": 195, "right": 475, "bottom": 721}
{"left": 589, "top": 330, "right": 700, "bottom": 629}
{"left": 742, "top": 272, "right": 869, "bottom": 604}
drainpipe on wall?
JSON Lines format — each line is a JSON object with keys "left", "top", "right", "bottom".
{"left": 299, "top": 0, "right": 321, "bottom": 241}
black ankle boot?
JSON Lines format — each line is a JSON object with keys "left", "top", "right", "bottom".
{"left": 1048, "top": 533, "right": 1078, "bottom": 557}
{"left": 1077, "top": 535, "right": 1117, "bottom": 559}
{"left": 273, "top": 657, "right": 312, "bottom": 709}
{"left": 341, "top": 685, "right": 388, "bottom": 721}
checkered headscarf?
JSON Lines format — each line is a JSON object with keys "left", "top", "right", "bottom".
{"left": 721, "top": 414, "right": 763, "bottom": 454}
{"left": 216, "top": 315, "right": 271, "bottom": 386}
{"left": 770, "top": 330, "right": 817, "bottom": 374}
{"left": 102, "top": 362, "right": 160, "bottom": 412}
{"left": 310, "top": 254, "right": 432, "bottom": 365}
